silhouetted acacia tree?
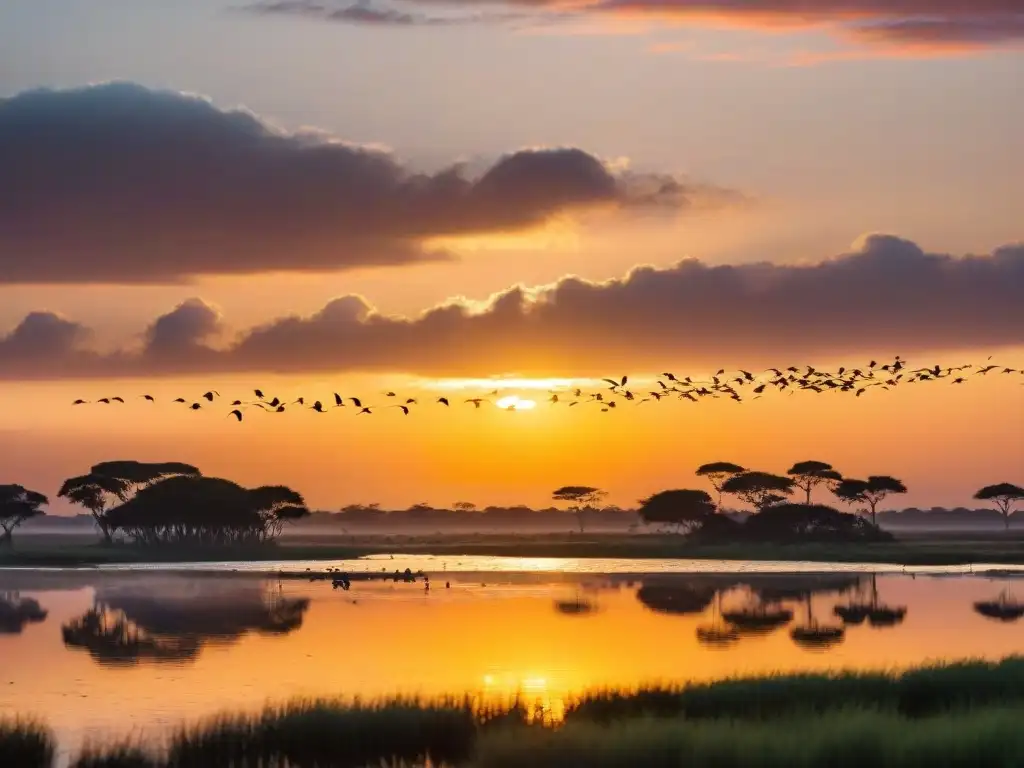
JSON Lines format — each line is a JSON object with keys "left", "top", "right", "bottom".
{"left": 721, "top": 472, "right": 794, "bottom": 511}
{"left": 834, "top": 476, "right": 908, "bottom": 527}
{"left": 787, "top": 461, "right": 843, "bottom": 505}
{"left": 974, "top": 484, "right": 1024, "bottom": 532}
{"left": 106, "top": 476, "right": 309, "bottom": 546}
{"left": 59, "top": 461, "right": 201, "bottom": 542}
{"left": 695, "top": 462, "right": 746, "bottom": 510}
{"left": 638, "top": 489, "right": 716, "bottom": 535}
{"left": 452, "top": 502, "right": 477, "bottom": 513}
{"left": 0, "top": 485, "right": 48, "bottom": 546}
{"left": 552, "top": 486, "right": 607, "bottom": 533}
{"left": 58, "top": 474, "right": 130, "bottom": 543}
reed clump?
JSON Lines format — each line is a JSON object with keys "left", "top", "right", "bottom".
{"left": 0, "top": 718, "right": 55, "bottom": 768}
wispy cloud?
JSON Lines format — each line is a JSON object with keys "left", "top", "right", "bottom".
{"left": 243, "top": 0, "right": 1024, "bottom": 56}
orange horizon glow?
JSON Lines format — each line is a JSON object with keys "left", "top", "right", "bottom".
{"left": 3, "top": 354, "right": 1023, "bottom": 513}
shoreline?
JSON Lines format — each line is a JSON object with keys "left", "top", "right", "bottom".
{"left": 4, "top": 531, "right": 1024, "bottom": 569}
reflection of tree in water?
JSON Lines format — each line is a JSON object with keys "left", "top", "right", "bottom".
{"left": 636, "top": 575, "right": 870, "bottom": 651}
{"left": 974, "top": 582, "right": 1024, "bottom": 622}
{"left": 62, "top": 580, "right": 309, "bottom": 665}
{"left": 790, "top": 591, "right": 846, "bottom": 651}
{"left": 695, "top": 592, "right": 740, "bottom": 648}
{"left": 636, "top": 584, "right": 716, "bottom": 616}
{"left": 834, "top": 574, "right": 907, "bottom": 628}
{"left": 553, "top": 590, "right": 599, "bottom": 616}
{"left": 0, "top": 591, "right": 47, "bottom": 634}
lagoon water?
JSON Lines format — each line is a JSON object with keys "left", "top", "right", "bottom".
{"left": 2, "top": 558, "right": 1024, "bottom": 759}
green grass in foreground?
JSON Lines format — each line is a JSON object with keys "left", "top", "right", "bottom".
{"left": 8, "top": 659, "right": 1024, "bottom": 766}
{"left": 474, "top": 708, "right": 1024, "bottom": 768}
{"left": 566, "top": 656, "right": 1024, "bottom": 721}
{"left": 5, "top": 531, "right": 1024, "bottom": 565}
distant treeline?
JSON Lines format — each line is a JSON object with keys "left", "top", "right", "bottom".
{"left": 23, "top": 504, "right": 1024, "bottom": 532}
{"left": 293, "top": 504, "right": 1024, "bottom": 531}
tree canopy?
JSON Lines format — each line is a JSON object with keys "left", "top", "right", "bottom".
{"left": 695, "top": 462, "right": 746, "bottom": 509}
{"left": 552, "top": 486, "right": 607, "bottom": 533}
{"left": 58, "top": 461, "right": 202, "bottom": 543}
{"left": 787, "top": 461, "right": 843, "bottom": 504}
{"left": 722, "top": 472, "right": 794, "bottom": 511}
{"left": 57, "top": 474, "right": 131, "bottom": 542}
{"left": 743, "top": 503, "right": 885, "bottom": 543}
{"left": 105, "top": 475, "right": 309, "bottom": 546}
{"left": 552, "top": 486, "right": 606, "bottom": 504}
{"left": 638, "top": 489, "right": 716, "bottom": 534}
{"left": 0, "top": 484, "right": 48, "bottom": 545}
{"left": 834, "top": 476, "right": 908, "bottom": 525}
{"left": 974, "top": 483, "right": 1024, "bottom": 530}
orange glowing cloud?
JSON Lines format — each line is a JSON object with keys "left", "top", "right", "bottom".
{"left": 2, "top": 234, "right": 1023, "bottom": 381}
{"left": 246, "top": 0, "right": 1024, "bottom": 55}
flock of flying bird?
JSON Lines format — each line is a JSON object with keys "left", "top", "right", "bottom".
{"left": 69, "top": 356, "right": 1023, "bottom": 422}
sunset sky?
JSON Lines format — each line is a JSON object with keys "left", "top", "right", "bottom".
{"left": 1, "top": 0, "right": 1023, "bottom": 511}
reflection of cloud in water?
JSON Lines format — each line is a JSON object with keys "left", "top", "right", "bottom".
{"left": 62, "top": 579, "right": 309, "bottom": 666}
{"left": 0, "top": 591, "right": 47, "bottom": 634}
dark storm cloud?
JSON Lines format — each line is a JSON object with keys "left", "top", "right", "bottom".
{"left": 245, "top": 0, "right": 1024, "bottom": 51}
{"left": 0, "top": 82, "right": 722, "bottom": 285}
{"left": 2, "top": 235, "right": 1024, "bottom": 380}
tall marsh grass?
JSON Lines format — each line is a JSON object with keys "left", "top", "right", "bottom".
{"left": 474, "top": 708, "right": 1024, "bottom": 768}
{"left": 567, "top": 656, "right": 1024, "bottom": 721}
{"left": 7, "top": 658, "right": 1024, "bottom": 767}
{"left": 0, "top": 718, "right": 55, "bottom": 768}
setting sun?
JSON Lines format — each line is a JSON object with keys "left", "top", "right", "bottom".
{"left": 496, "top": 396, "right": 537, "bottom": 411}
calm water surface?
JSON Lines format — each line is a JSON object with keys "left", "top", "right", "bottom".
{"left": 2, "top": 561, "right": 1024, "bottom": 758}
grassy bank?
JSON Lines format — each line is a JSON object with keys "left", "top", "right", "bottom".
{"left": 4, "top": 531, "right": 1024, "bottom": 567}
{"left": 9, "top": 659, "right": 1024, "bottom": 766}
{"left": 475, "top": 708, "right": 1024, "bottom": 768}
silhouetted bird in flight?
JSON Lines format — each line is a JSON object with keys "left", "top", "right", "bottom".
{"left": 393, "top": 405, "right": 410, "bottom": 415}
{"left": 72, "top": 399, "right": 88, "bottom": 405}
{"left": 357, "top": 406, "right": 373, "bottom": 415}
{"left": 141, "top": 395, "right": 155, "bottom": 402}
{"left": 350, "top": 397, "right": 362, "bottom": 408}
{"left": 229, "top": 410, "right": 243, "bottom": 422}
{"left": 437, "top": 397, "right": 450, "bottom": 406}
{"left": 312, "top": 401, "right": 326, "bottom": 413}
{"left": 190, "top": 403, "right": 201, "bottom": 411}
{"left": 254, "top": 389, "right": 265, "bottom": 399}
{"left": 203, "top": 391, "right": 219, "bottom": 402}
{"left": 465, "top": 398, "right": 486, "bottom": 408}
{"left": 334, "top": 393, "right": 344, "bottom": 407}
